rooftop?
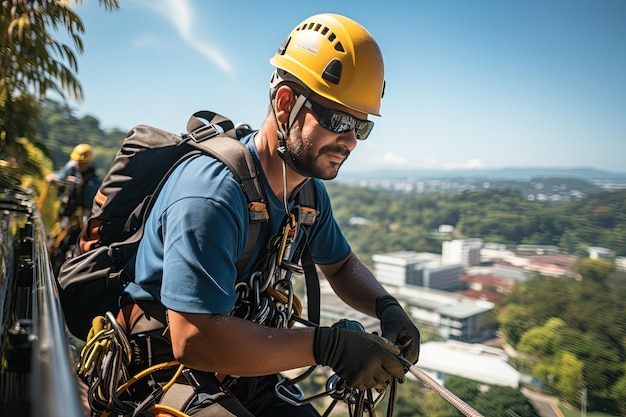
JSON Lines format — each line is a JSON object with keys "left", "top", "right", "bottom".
{"left": 418, "top": 340, "right": 520, "bottom": 388}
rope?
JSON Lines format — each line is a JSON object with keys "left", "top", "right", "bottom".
{"left": 400, "top": 357, "right": 484, "bottom": 417}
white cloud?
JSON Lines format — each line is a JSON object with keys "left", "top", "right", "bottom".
{"left": 413, "top": 157, "right": 486, "bottom": 170}
{"left": 441, "top": 158, "right": 485, "bottom": 170}
{"left": 380, "top": 151, "right": 409, "bottom": 166}
{"left": 464, "top": 158, "right": 485, "bottom": 169}
{"left": 137, "top": 0, "right": 233, "bottom": 75}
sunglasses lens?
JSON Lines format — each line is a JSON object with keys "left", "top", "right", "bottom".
{"left": 323, "top": 112, "right": 355, "bottom": 134}
{"left": 306, "top": 98, "right": 374, "bottom": 140}
{"left": 355, "top": 121, "right": 374, "bottom": 140}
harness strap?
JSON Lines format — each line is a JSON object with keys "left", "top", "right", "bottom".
{"left": 159, "top": 382, "right": 195, "bottom": 412}
{"left": 117, "top": 301, "right": 168, "bottom": 334}
{"left": 301, "top": 245, "right": 320, "bottom": 324}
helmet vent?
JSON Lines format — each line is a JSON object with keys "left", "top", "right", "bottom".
{"left": 276, "top": 36, "right": 291, "bottom": 56}
{"left": 322, "top": 59, "right": 342, "bottom": 84}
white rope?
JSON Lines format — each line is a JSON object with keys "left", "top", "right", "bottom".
{"left": 400, "top": 357, "right": 485, "bottom": 417}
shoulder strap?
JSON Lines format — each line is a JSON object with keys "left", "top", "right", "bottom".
{"left": 294, "top": 179, "right": 317, "bottom": 226}
{"left": 293, "top": 179, "right": 320, "bottom": 324}
{"left": 183, "top": 111, "right": 269, "bottom": 272}
{"left": 186, "top": 112, "right": 319, "bottom": 321}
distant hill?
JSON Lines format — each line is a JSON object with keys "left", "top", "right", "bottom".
{"left": 339, "top": 167, "right": 626, "bottom": 182}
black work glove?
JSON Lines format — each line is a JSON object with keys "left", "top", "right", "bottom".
{"left": 313, "top": 325, "right": 406, "bottom": 391}
{"left": 376, "top": 295, "right": 421, "bottom": 364}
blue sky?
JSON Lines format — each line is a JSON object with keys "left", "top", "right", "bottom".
{"left": 68, "top": 1, "right": 626, "bottom": 174}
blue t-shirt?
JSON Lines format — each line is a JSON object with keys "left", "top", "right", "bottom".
{"left": 125, "top": 134, "right": 351, "bottom": 315}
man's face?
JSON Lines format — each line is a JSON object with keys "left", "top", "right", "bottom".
{"left": 285, "top": 96, "right": 366, "bottom": 180}
{"left": 75, "top": 160, "right": 91, "bottom": 174}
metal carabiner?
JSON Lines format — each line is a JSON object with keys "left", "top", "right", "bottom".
{"left": 250, "top": 297, "right": 270, "bottom": 324}
{"left": 275, "top": 371, "right": 345, "bottom": 406}
{"left": 276, "top": 212, "right": 297, "bottom": 268}
{"left": 249, "top": 270, "right": 271, "bottom": 294}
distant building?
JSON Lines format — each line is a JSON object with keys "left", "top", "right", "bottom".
{"left": 390, "top": 285, "right": 495, "bottom": 343}
{"left": 318, "top": 280, "right": 380, "bottom": 332}
{"left": 442, "top": 239, "right": 482, "bottom": 267}
{"left": 438, "top": 224, "right": 454, "bottom": 233}
{"left": 479, "top": 245, "right": 576, "bottom": 278}
{"left": 616, "top": 257, "right": 626, "bottom": 273}
{"left": 373, "top": 251, "right": 464, "bottom": 291}
{"left": 587, "top": 246, "right": 613, "bottom": 260}
{"left": 418, "top": 340, "right": 521, "bottom": 388}
{"left": 516, "top": 244, "right": 561, "bottom": 255}
{"left": 458, "top": 287, "right": 503, "bottom": 303}
{"left": 348, "top": 216, "right": 371, "bottom": 226}
{"left": 317, "top": 276, "right": 496, "bottom": 343}
{"left": 459, "top": 273, "right": 512, "bottom": 303}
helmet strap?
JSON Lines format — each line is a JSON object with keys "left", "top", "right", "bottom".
{"left": 271, "top": 90, "right": 311, "bottom": 177}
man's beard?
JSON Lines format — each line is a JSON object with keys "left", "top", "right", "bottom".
{"left": 285, "top": 129, "right": 350, "bottom": 180}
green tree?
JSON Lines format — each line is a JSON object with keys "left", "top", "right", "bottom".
{"left": 612, "top": 366, "right": 626, "bottom": 416}
{"left": 517, "top": 317, "right": 569, "bottom": 357}
{"left": 571, "top": 258, "right": 615, "bottom": 285}
{"left": 498, "top": 270, "right": 625, "bottom": 411}
{"left": 498, "top": 304, "right": 540, "bottom": 347}
{"left": 420, "top": 390, "right": 458, "bottom": 417}
{"left": 0, "top": 0, "right": 119, "bottom": 189}
{"left": 472, "top": 386, "right": 541, "bottom": 417}
{"left": 555, "top": 352, "right": 584, "bottom": 406}
{"left": 443, "top": 375, "right": 480, "bottom": 403}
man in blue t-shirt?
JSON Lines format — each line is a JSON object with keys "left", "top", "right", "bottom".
{"left": 124, "top": 13, "right": 420, "bottom": 417}
{"left": 46, "top": 143, "right": 101, "bottom": 223}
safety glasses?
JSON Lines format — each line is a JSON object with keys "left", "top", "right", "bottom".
{"left": 304, "top": 98, "right": 374, "bottom": 140}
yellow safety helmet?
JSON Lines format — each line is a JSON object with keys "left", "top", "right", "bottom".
{"left": 70, "top": 144, "right": 93, "bottom": 162}
{"left": 270, "top": 13, "right": 385, "bottom": 116}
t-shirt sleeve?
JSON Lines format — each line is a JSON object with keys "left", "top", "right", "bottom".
{"left": 159, "top": 195, "right": 247, "bottom": 315}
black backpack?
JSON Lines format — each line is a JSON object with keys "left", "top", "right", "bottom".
{"left": 56, "top": 111, "right": 317, "bottom": 340}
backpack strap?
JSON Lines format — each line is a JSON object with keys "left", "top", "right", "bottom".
{"left": 183, "top": 112, "right": 269, "bottom": 273}
{"left": 292, "top": 179, "right": 320, "bottom": 324}
{"left": 293, "top": 178, "right": 317, "bottom": 227}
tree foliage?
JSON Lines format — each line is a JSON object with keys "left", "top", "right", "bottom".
{"left": 36, "top": 99, "right": 126, "bottom": 178}
{"left": 471, "top": 385, "right": 541, "bottom": 417}
{"left": 0, "top": 0, "right": 119, "bottom": 190}
{"left": 612, "top": 366, "right": 626, "bottom": 416}
{"left": 443, "top": 376, "right": 480, "bottom": 403}
{"left": 325, "top": 183, "right": 626, "bottom": 261}
{"left": 498, "top": 270, "right": 626, "bottom": 412}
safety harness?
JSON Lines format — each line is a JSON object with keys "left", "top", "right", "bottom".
{"left": 76, "top": 178, "right": 401, "bottom": 417}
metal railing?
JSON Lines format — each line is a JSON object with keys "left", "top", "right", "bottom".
{"left": 0, "top": 186, "right": 84, "bottom": 417}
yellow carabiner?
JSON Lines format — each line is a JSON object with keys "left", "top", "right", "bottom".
{"left": 276, "top": 213, "right": 297, "bottom": 268}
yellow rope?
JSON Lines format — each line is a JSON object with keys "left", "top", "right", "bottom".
{"left": 114, "top": 361, "right": 182, "bottom": 394}
{"left": 99, "top": 361, "right": 187, "bottom": 417}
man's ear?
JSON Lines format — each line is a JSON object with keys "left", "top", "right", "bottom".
{"left": 274, "top": 85, "right": 295, "bottom": 124}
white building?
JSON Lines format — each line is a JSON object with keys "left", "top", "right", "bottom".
{"left": 373, "top": 251, "right": 464, "bottom": 291}
{"left": 316, "top": 277, "right": 496, "bottom": 343}
{"left": 442, "top": 239, "right": 482, "bottom": 267}
{"left": 418, "top": 340, "right": 521, "bottom": 388}
{"left": 388, "top": 285, "right": 495, "bottom": 343}
{"left": 588, "top": 246, "right": 613, "bottom": 260}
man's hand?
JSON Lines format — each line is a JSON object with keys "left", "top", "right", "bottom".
{"left": 45, "top": 173, "right": 59, "bottom": 183}
{"left": 376, "top": 295, "right": 421, "bottom": 364}
{"left": 313, "top": 325, "right": 406, "bottom": 391}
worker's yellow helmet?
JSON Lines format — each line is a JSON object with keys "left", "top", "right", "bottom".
{"left": 70, "top": 144, "right": 93, "bottom": 162}
{"left": 270, "top": 13, "right": 385, "bottom": 116}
